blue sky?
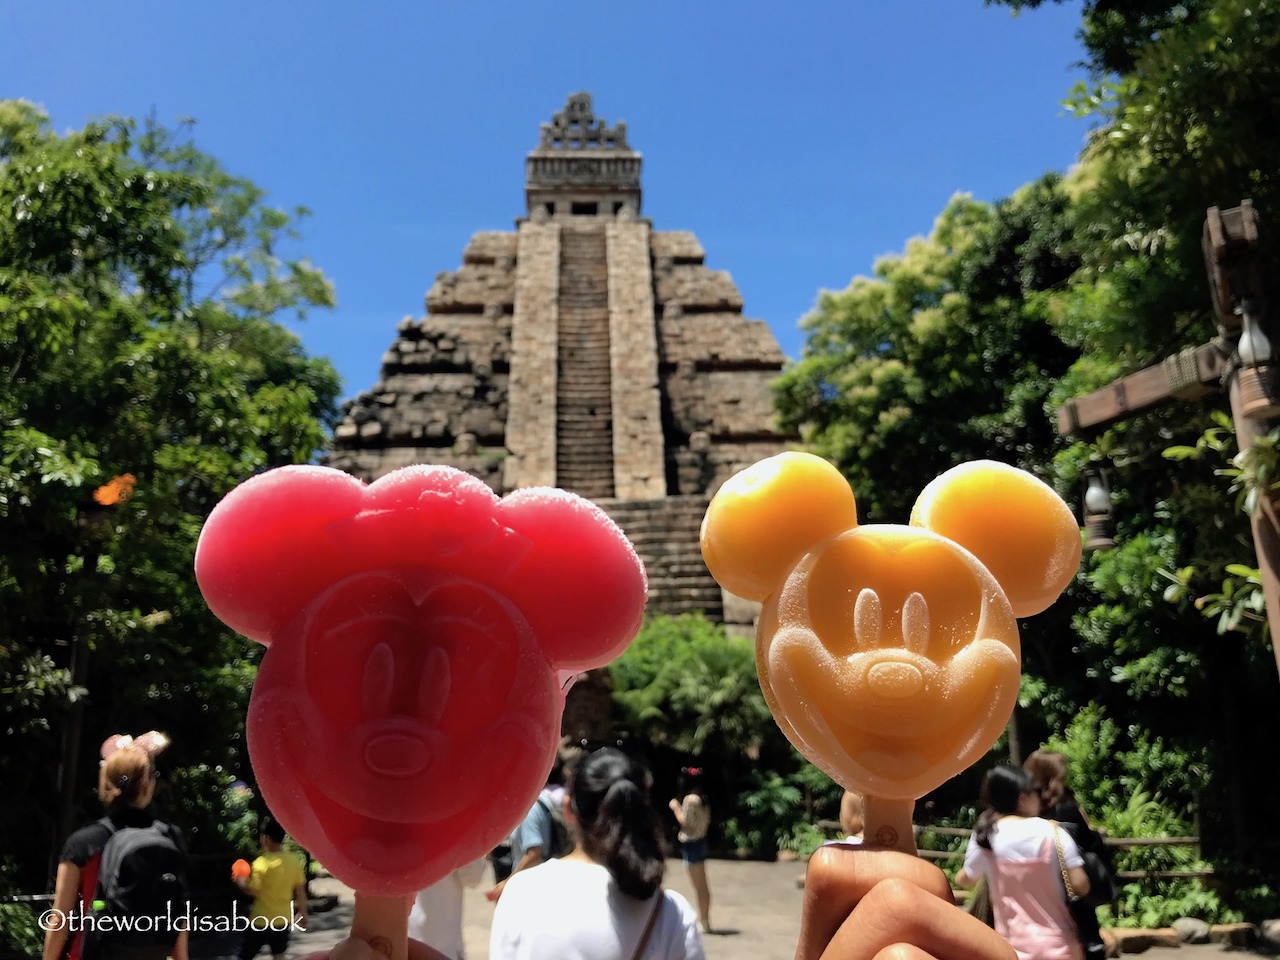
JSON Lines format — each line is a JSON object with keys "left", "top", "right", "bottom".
{"left": 3, "top": 1, "right": 1090, "bottom": 402}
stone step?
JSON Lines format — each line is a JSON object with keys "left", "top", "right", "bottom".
{"left": 556, "top": 224, "right": 613, "bottom": 495}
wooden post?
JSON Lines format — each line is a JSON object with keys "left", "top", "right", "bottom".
{"left": 1226, "top": 344, "right": 1280, "bottom": 678}
{"left": 1199, "top": 205, "right": 1280, "bottom": 676}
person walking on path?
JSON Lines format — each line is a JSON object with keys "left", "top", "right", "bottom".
{"left": 42, "top": 732, "right": 189, "bottom": 960}
{"left": 1025, "top": 749, "right": 1113, "bottom": 960}
{"left": 485, "top": 739, "right": 581, "bottom": 902}
{"left": 409, "top": 857, "right": 486, "bottom": 960}
{"left": 490, "top": 747, "right": 705, "bottom": 959}
{"left": 957, "top": 765, "right": 1091, "bottom": 960}
{"left": 668, "top": 766, "right": 712, "bottom": 935}
{"left": 234, "top": 816, "right": 308, "bottom": 960}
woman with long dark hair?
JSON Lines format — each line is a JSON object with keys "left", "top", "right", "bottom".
{"left": 489, "top": 748, "right": 704, "bottom": 959}
{"left": 956, "top": 765, "right": 1090, "bottom": 960}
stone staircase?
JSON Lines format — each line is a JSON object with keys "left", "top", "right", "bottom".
{"left": 555, "top": 225, "right": 615, "bottom": 499}
{"left": 602, "top": 495, "right": 724, "bottom": 620}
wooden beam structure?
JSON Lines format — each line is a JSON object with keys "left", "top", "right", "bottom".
{"left": 1057, "top": 342, "right": 1229, "bottom": 438}
{"left": 1055, "top": 202, "right": 1280, "bottom": 680}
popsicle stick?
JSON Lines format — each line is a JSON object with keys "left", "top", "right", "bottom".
{"left": 348, "top": 893, "right": 410, "bottom": 960}
{"left": 861, "top": 796, "right": 917, "bottom": 854}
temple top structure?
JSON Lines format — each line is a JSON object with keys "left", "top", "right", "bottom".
{"left": 525, "top": 92, "right": 642, "bottom": 221}
{"left": 326, "top": 92, "right": 793, "bottom": 637}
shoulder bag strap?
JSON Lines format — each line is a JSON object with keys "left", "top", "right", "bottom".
{"left": 630, "top": 889, "right": 664, "bottom": 960}
{"left": 1051, "top": 822, "right": 1077, "bottom": 900}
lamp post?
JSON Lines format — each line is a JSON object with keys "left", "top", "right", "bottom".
{"left": 1234, "top": 299, "right": 1280, "bottom": 420}
{"left": 1082, "top": 467, "right": 1115, "bottom": 552}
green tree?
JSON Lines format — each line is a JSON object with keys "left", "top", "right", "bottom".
{"left": 773, "top": 136, "right": 1275, "bottom": 917}
{"left": 1043, "top": 0, "right": 1280, "bottom": 884}
{"left": 975, "top": 0, "right": 1280, "bottom": 904}
{"left": 985, "top": 0, "right": 1215, "bottom": 74}
{"left": 610, "top": 613, "right": 775, "bottom": 761}
{"left": 609, "top": 614, "right": 841, "bottom": 854}
{"left": 775, "top": 182, "right": 1079, "bottom": 523}
{"left": 0, "top": 101, "right": 340, "bottom": 908}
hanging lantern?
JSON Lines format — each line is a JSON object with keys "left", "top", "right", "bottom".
{"left": 1236, "top": 310, "right": 1280, "bottom": 421}
{"left": 1082, "top": 467, "right": 1115, "bottom": 552}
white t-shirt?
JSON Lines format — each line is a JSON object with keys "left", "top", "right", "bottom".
{"left": 408, "top": 858, "right": 487, "bottom": 960}
{"left": 963, "top": 815, "right": 1084, "bottom": 877}
{"left": 490, "top": 858, "right": 705, "bottom": 960}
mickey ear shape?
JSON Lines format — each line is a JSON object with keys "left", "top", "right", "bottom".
{"left": 701, "top": 452, "right": 858, "bottom": 602}
{"left": 100, "top": 734, "right": 131, "bottom": 761}
{"left": 910, "top": 461, "right": 1081, "bottom": 618}
{"left": 494, "top": 487, "right": 648, "bottom": 670}
{"left": 195, "top": 466, "right": 368, "bottom": 646}
{"left": 132, "top": 731, "right": 170, "bottom": 758}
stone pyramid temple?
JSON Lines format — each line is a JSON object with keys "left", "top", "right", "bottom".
{"left": 324, "top": 93, "right": 792, "bottom": 629}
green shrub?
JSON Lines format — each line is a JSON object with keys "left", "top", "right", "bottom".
{"left": 0, "top": 901, "right": 42, "bottom": 956}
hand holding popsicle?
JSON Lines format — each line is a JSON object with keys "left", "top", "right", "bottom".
{"left": 700, "top": 453, "right": 1080, "bottom": 852}
{"left": 797, "top": 845, "right": 1017, "bottom": 960}
{"left": 195, "top": 464, "right": 647, "bottom": 905}
{"left": 298, "top": 893, "right": 450, "bottom": 960}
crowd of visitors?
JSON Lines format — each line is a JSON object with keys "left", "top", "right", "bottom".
{"left": 46, "top": 730, "right": 1117, "bottom": 960}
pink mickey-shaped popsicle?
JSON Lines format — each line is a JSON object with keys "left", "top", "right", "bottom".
{"left": 195, "top": 464, "right": 647, "bottom": 905}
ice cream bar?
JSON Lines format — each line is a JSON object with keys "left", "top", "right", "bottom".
{"left": 195, "top": 464, "right": 647, "bottom": 896}
{"left": 231, "top": 859, "right": 251, "bottom": 881}
{"left": 700, "top": 453, "right": 1080, "bottom": 851}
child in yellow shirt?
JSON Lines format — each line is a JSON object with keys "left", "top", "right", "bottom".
{"left": 233, "top": 817, "right": 308, "bottom": 960}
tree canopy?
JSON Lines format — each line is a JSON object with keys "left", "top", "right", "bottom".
{"left": 986, "top": 0, "right": 1216, "bottom": 74}
{"left": 0, "top": 101, "right": 340, "bottom": 919}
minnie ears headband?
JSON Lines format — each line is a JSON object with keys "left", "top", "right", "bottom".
{"left": 100, "top": 731, "right": 170, "bottom": 762}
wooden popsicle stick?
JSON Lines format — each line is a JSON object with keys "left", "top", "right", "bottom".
{"left": 347, "top": 892, "right": 410, "bottom": 960}
{"left": 861, "top": 796, "right": 917, "bottom": 854}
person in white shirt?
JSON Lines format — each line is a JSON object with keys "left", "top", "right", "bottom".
{"left": 408, "top": 857, "right": 486, "bottom": 960}
{"left": 956, "top": 765, "right": 1091, "bottom": 960}
{"left": 490, "top": 748, "right": 705, "bottom": 960}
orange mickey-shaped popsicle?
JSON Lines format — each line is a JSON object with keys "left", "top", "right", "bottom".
{"left": 700, "top": 453, "right": 1081, "bottom": 851}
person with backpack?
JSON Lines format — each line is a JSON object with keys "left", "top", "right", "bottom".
{"left": 956, "top": 765, "right": 1091, "bottom": 960}
{"left": 485, "top": 738, "right": 581, "bottom": 902}
{"left": 1024, "top": 750, "right": 1117, "bottom": 960}
{"left": 42, "top": 732, "right": 189, "bottom": 960}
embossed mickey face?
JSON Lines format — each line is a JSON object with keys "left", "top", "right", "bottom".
{"left": 760, "top": 527, "right": 1021, "bottom": 799}
{"left": 701, "top": 453, "right": 1080, "bottom": 802}
{"left": 196, "top": 464, "right": 646, "bottom": 895}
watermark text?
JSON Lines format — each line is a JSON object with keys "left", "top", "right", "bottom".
{"left": 39, "top": 901, "right": 305, "bottom": 935}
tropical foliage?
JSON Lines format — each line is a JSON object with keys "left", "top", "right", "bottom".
{"left": 609, "top": 614, "right": 843, "bottom": 857}
{"left": 0, "top": 101, "right": 339, "bottom": 936}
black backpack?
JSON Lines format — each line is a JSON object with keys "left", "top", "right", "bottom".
{"left": 92, "top": 818, "right": 188, "bottom": 945}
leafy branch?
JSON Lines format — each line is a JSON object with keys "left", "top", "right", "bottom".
{"left": 1162, "top": 411, "right": 1275, "bottom": 639}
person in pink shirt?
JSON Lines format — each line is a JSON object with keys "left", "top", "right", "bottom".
{"left": 957, "top": 765, "right": 1091, "bottom": 960}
